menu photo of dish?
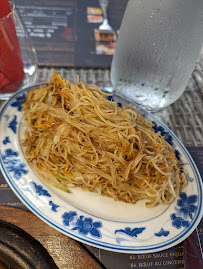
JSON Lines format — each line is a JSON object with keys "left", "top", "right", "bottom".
{"left": 94, "top": 29, "right": 117, "bottom": 55}
{"left": 87, "top": 7, "right": 103, "bottom": 23}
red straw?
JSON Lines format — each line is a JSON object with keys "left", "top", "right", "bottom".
{"left": 0, "top": 0, "right": 25, "bottom": 93}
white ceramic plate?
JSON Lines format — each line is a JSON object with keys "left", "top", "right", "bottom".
{"left": 0, "top": 87, "right": 202, "bottom": 253}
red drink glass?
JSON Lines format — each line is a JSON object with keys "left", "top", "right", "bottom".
{"left": 0, "top": 0, "right": 37, "bottom": 99}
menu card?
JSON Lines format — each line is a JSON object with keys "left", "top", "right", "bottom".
{"left": 14, "top": 0, "right": 128, "bottom": 68}
{"left": 0, "top": 147, "right": 202, "bottom": 268}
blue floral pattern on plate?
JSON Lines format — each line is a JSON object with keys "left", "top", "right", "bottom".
{"left": 0, "top": 87, "right": 202, "bottom": 254}
{"left": 8, "top": 115, "right": 18, "bottom": 134}
{"left": 62, "top": 211, "right": 77, "bottom": 226}
{"left": 154, "top": 228, "right": 169, "bottom": 237}
{"left": 62, "top": 211, "right": 102, "bottom": 239}
{"left": 31, "top": 182, "right": 51, "bottom": 197}
{"left": 10, "top": 93, "right": 26, "bottom": 111}
{"left": 2, "top": 149, "right": 28, "bottom": 179}
{"left": 3, "top": 136, "right": 11, "bottom": 145}
{"left": 115, "top": 227, "right": 145, "bottom": 238}
{"left": 49, "top": 201, "right": 60, "bottom": 212}
{"left": 170, "top": 214, "right": 190, "bottom": 229}
{"left": 152, "top": 121, "right": 173, "bottom": 146}
{"left": 72, "top": 216, "right": 102, "bottom": 238}
{"left": 177, "top": 193, "right": 197, "bottom": 218}
{"left": 170, "top": 192, "right": 198, "bottom": 229}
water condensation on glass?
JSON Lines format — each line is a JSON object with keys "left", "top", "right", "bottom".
{"left": 111, "top": 0, "right": 203, "bottom": 111}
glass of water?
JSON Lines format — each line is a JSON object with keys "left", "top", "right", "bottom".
{"left": 111, "top": 0, "right": 203, "bottom": 112}
{"left": 0, "top": 0, "right": 38, "bottom": 100}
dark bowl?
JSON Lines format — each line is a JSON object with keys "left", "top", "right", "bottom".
{"left": 0, "top": 219, "right": 58, "bottom": 269}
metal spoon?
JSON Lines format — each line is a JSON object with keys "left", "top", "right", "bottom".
{"left": 99, "top": 0, "right": 114, "bottom": 33}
